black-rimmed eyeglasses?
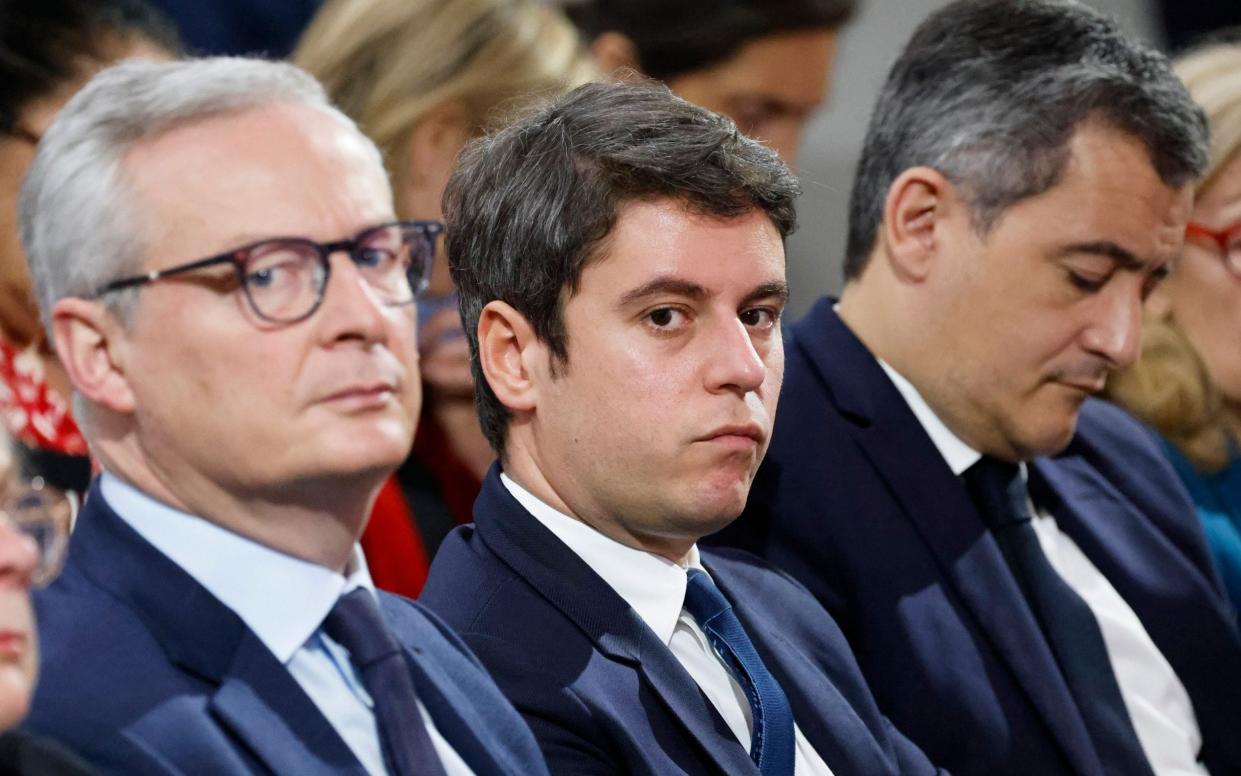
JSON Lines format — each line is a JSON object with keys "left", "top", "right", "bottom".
{"left": 94, "top": 220, "right": 442, "bottom": 324}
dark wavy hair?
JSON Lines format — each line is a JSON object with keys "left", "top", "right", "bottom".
{"left": 444, "top": 80, "right": 800, "bottom": 455}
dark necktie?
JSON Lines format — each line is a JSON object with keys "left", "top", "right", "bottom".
{"left": 683, "top": 568, "right": 796, "bottom": 776}
{"left": 963, "top": 457, "right": 1155, "bottom": 776}
{"left": 323, "top": 588, "right": 448, "bottom": 776}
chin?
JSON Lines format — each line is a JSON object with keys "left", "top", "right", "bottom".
{"left": 0, "top": 668, "right": 32, "bottom": 731}
{"left": 335, "top": 419, "right": 414, "bottom": 462}
{"left": 1013, "top": 418, "right": 1078, "bottom": 459}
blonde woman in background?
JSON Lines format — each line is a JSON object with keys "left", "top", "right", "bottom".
{"left": 294, "top": 0, "right": 596, "bottom": 595}
{"left": 1105, "top": 40, "right": 1241, "bottom": 613}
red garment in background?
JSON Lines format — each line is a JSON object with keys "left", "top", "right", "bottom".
{"left": 0, "top": 341, "right": 87, "bottom": 455}
{"left": 361, "top": 411, "right": 484, "bottom": 597}
{"left": 360, "top": 477, "right": 431, "bottom": 597}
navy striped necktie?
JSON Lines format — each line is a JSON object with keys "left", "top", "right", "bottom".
{"left": 683, "top": 568, "right": 796, "bottom": 776}
{"left": 323, "top": 588, "right": 449, "bottom": 776}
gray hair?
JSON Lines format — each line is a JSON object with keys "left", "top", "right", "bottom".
{"left": 18, "top": 56, "right": 382, "bottom": 336}
{"left": 842, "top": 0, "right": 1209, "bottom": 280}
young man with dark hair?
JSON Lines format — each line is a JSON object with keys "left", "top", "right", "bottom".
{"left": 419, "top": 80, "right": 940, "bottom": 776}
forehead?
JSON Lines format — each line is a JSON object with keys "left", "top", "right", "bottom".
{"left": 1193, "top": 150, "right": 1241, "bottom": 225}
{"left": 583, "top": 199, "right": 785, "bottom": 291}
{"left": 670, "top": 28, "right": 837, "bottom": 108}
{"left": 122, "top": 103, "right": 393, "bottom": 259}
{"left": 987, "top": 122, "right": 1192, "bottom": 264}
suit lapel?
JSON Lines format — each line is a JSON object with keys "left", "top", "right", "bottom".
{"left": 209, "top": 632, "right": 367, "bottom": 776}
{"left": 1032, "top": 453, "right": 1241, "bottom": 768}
{"left": 70, "top": 486, "right": 366, "bottom": 776}
{"left": 473, "top": 472, "right": 758, "bottom": 775}
{"left": 377, "top": 599, "right": 507, "bottom": 776}
{"left": 792, "top": 302, "right": 1103, "bottom": 776}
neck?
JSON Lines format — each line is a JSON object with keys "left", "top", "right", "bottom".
{"left": 838, "top": 276, "right": 911, "bottom": 372}
{"left": 96, "top": 442, "right": 373, "bottom": 571}
{"left": 501, "top": 442, "right": 695, "bottom": 566}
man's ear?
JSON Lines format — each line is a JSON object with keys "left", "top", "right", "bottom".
{"left": 880, "top": 166, "right": 960, "bottom": 283}
{"left": 477, "top": 300, "right": 544, "bottom": 413}
{"left": 51, "top": 298, "right": 135, "bottom": 414}
{"left": 590, "top": 31, "right": 642, "bottom": 80}
{"left": 402, "top": 100, "right": 472, "bottom": 220}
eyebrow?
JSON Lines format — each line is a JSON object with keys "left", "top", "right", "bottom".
{"left": 617, "top": 277, "right": 789, "bottom": 307}
{"left": 1056, "top": 241, "right": 1146, "bottom": 270}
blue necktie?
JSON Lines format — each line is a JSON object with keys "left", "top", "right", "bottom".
{"left": 683, "top": 568, "right": 796, "bottom": 776}
{"left": 963, "top": 457, "right": 1155, "bottom": 776}
{"left": 323, "top": 588, "right": 448, "bottom": 776}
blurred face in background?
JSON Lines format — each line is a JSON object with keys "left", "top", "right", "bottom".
{"left": 0, "top": 36, "right": 169, "bottom": 349}
{"left": 0, "top": 517, "right": 37, "bottom": 731}
{"left": 1153, "top": 151, "right": 1241, "bottom": 403}
{"left": 665, "top": 28, "right": 838, "bottom": 168}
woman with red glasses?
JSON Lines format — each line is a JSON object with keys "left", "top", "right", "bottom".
{"left": 1106, "top": 39, "right": 1241, "bottom": 613}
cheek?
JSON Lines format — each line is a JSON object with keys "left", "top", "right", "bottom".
{"left": 1177, "top": 283, "right": 1241, "bottom": 395}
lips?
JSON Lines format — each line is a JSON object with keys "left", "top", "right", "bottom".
{"left": 698, "top": 423, "right": 766, "bottom": 445}
{"left": 1058, "top": 378, "right": 1107, "bottom": 395}
{"left": 320, "top": 382, "right": 396, "bottom": 402}
{"left": 0, "top": 631, "right": 28, "bottom": 661}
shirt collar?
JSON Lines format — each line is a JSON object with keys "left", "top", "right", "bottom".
{"left": 877, "top": 358, "right": 982, "bottom": 476}
{"left": 99, "top": 471, "right": 374, "bottom": 663}
{"left": 500, "top": 472, "right": 702, "bottom": 645}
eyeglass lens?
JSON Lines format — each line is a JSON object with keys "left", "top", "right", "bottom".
{"left": 241, "top": 223, "right": 432, "bottom": 322}
{"left": 4, "top": 480, "right": 74, "bottom": 586}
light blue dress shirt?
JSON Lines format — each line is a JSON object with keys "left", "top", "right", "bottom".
{"left": 100, "top": 472, "right": 473, "bottom": 776}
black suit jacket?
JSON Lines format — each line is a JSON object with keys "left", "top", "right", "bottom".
{"left": 717, "top": 298, "right": 1241, "bottom": 776}
{"left": 420, "top": 468, "right": 942, "bottom": 775}
{"left": 26, "top": 482, "right": 548, "bottom": 776}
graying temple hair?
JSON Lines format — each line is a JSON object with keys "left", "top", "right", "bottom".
{"left": 19, "top": 56, "right": 383, "bottom": 336}
{"left": 842, "top": 0, "right": 1208, "bottom": 280}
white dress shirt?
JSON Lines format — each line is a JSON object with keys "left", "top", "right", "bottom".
{"left": 501, "top": 473, "right": 834, "bottom": 776}
{"left": 878, "top": 361, "right": 1207, "bottom": 776}
{"left": 100, "top": 472, "right": 473, "bottom": 776}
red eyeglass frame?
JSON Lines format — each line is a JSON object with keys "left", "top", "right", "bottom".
{"left": 1186, "top": 221, "right": 1241, "bottom": 255}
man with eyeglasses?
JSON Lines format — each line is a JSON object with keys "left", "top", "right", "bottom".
{"left": 15, "top": 57, "right": 547, "bottom": 775}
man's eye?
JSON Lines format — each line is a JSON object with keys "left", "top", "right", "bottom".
{"left": 647, "top": 308, "right": 685, "bottom": 328}
{"left": 1068, "top": 271, "right": 1106, "bottom": 292}
{"left": 354, "top": 247, "right": 394, "bottom": 269}
{"left": 740, "top": 307, "right": 779, "bottom": 329}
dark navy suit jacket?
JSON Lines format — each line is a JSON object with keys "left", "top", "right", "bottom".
{"left": 26, "top": 482, "right": 548, "bottom": 776}
{"left": 419, "top": 468, "right": 943, "bottom": 776}
{"left": 716, "top": 298, "right": 1241, "bottom": 776}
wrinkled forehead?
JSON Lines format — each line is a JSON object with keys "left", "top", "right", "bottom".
{"left": 121, "top": 103, "right": 394, "bottom": 254}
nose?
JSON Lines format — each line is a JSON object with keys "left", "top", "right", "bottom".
{"left": 704, "top": 316, "right": 767, "bottom": 395}
{"left": 1081, "top": 285, "right": 1143, "bottom": 368}
{"left": 316, "top": 252, "right": 393, "bottom": 345}
{"left": 0, "top": 521, "right": 38, "bottom": 590}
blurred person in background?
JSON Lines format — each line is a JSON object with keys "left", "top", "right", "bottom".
{"left": 1105, "top": 40, "right": 1241, "bottom": 614}
{"left": 566, "top": 0, "right": 854, "bottom": 167}
{"left": 294, "top": 0, "right": 596, "bottom": 596}
{"left": 0, "top": 0, "right": 177, "bottom": 504}
{"left": 0, "top": 437, "right": 87, "bottom": 775}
